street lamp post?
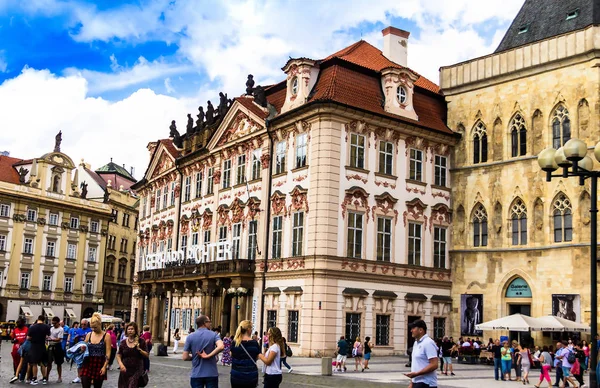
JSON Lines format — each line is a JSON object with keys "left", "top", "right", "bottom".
{"left": 538, "top": 138, "right": 599, "bottom": 388}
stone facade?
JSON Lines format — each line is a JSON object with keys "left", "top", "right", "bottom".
{"left": 440, "top": 25, "right": 600, "bottom": 343}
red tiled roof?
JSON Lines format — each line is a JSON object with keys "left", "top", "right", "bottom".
{"left": 266, "top": 83, "right": 286, "bottom": 113}
{"left": 309, "top": 64, "right": 451, "bottom": 134}
{"left": 158, "top": 139, "right": 181, "bottom": 159}
{"left": 324, "top": 40, "right": 440, "bottom": 94}
{"left": 0, "top": 155, "right": 24, "bottom": 184}
{"left": 236, "top": 96, "right": 269, "bottom": 119}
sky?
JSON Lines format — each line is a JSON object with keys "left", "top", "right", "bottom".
{"left": 0, "top": 0, "right": 525, "bottom": 178}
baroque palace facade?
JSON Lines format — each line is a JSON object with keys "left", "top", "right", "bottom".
{"left": 440, "top": 0, "right": 600, "bottom": 343}
{"left": 133, "top": 26, "right": 457, "bottom": 356}
{"left": 0, "top": 136, "right": 112, "bottom": 323}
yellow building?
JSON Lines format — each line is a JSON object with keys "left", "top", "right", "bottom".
{"left": 0, "top": 134, "right": 111, "bottom": 323}
{"left": 440, "top": 0, "right": 599, "bottom": 343}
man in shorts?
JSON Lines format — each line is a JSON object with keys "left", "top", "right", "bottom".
{"left": 440, "top": 336, "right": 455, "bottom": 376}
{"left": 556, "top": 341, "right": 578, "bottom": 388}
{"left": 46, "top": 317, "right": 64, "bottom": 383}
{"left": 26, "top": 315, "right": 50, "bottom": 385}
{"left": 335, "top": 336, "right": 348, "bottom": 372}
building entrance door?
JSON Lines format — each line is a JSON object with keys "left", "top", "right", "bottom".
{"left": 508, "top": 304, "right": 531, "bottom": 345}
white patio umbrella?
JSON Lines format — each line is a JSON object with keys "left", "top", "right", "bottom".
{"left": 535, "top": 315, "right": 591, "bottom": 332}
{"left": 475, "top": 313, "right": 555, "bottom": 332}
{"left": 100, "top": 314, "right": 123, "bottom": 323}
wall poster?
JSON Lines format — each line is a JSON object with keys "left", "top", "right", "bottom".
{"left": 461, "top": 294, "right": 483, "bottom": 336}
{"left": 552, "top": 294, "right": 580, "bottom": 322}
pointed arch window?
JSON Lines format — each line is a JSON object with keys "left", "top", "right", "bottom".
{"left": 510, "top": 114, "right": 527, "bottom": 157}
{"left": 473, "top": 122, "right": 488, "bottom": 164}
{"left": 552, "top": 105, "right": 571, "bottom": 149}
{"left": 472, "top": 204, "right": 488, "bottom": 247}
{"left": 511, "top": 199, "right": 527, "bottom": 245}
{"left": 553, "top": 194, "right": 572, "bottom": 242}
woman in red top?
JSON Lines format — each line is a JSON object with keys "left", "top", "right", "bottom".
{"left": 10, "top": 318, "right": 28, "bottom": 374}
{"left": 139, "top": 326, "right": 152, "bottom": 372}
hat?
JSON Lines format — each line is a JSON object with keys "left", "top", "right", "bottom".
{"left": 410, "top": 319, "right": 427, "bottom": 331}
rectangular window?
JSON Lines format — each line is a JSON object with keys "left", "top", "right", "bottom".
{"left": 170, "top": 182, "right": 176, "bottom": 206}
{"left": 85, "top": 279, "right": 93, "bottom": 295}
{"left": 90, "top": 221, "right": 99, "bottom": 233}
{"left": 207, "top": 168, "right": 214, "bottom": 195}
{"left": 350, "top": 134, "right": 365, "bottom": 169}
{"left": 408, "top": 222, "right": 422, "bottom": 266}
{"left": 218, "top": 226, "right": 227, "bottom": 260}
{"left": 27, "top": 209, "right": 37, "bottom": 222}
{"left": 409, "top": 149, "right": 423, "bottom": 181}
{"left": 64, "top": 277, "right": 73, "bottom": 293}
{"left": 184, "top": 176, "right": 191, "bottom": 202}
{"left": 272, "top": 216, "right": 283, "bottom": 259}
{"left": 236, "top": 155, "right": 246, "bottom": 185}
{"left": 288, "top": 310, "right": 299, "bottom": 343}
{"left": 181, "top": 235, "right": 188, "bottom": 259}
{"left": 247, "top": 220, "right": 257, "bottom": 260}
{"left": 155, "top": 189, "right": 161, "bottom": 211}
{"left": 88, "top": 247, "right": 97, "bottom": 262}
{"left": 345, "top": 313, "right": 361, "bottom": 342}
{"left": 46, "top": 241, "right": 56, "bottom": 257}
{"left": 142, "top": 197, "right": 147, "bottom": 218}
{"left": 43, "top": 274, "right": 52, "bottom": 291}
{"left": 433, "top": 227, "right": 447, "bottom": 268}
{"left": 203, "top": 230, "right": 211, "bottom": 247}
{"left": 70, "top": 216, "right": 79, "bottom": 229}
{"left": 296, "top": 133, "right": 307, "bottom": 168}
{"left": 67, "top": 243, "right": 77, "bottom": 259}
{"left": 0, "top": 235, "right": 6, "bottom": 251}
{"left": 167, "top": 238, "right": 173, "bottom": 251}
{"left": 267, "top": 310, "right": 277, "bottom": 328}
{"left": 376, "top": 217, "right": 392, "bottom": 262}
{"left": 275, "top": 141, "right": 287, "bottom": 174}
{"left": 20, "top": 273, "right": 30, "bottom": 289}
{"left": 191, "top": 232, "right": 199, "bottom": 246}
{"left": 379, "top": 141, "right": 394, "bottom": 175}
{"left": 195, "top": 172, "right": 203, "bottom": 198}
{"left": 0, "top": 203, "right": 10, "bottom": 217}
{"left": 434, "top": 317, "right": 446, "bottom": 339}
{"left": 49, "top": 213, "right": 59, "bottom": 226}
{"left": 347, "top": 212, "right": 363, "bottom": 259}
{"left": 292, "top": 212, "right": 304, "bottom": 257}
{"left": 251, "top": 150, "right": 261, "bottom": 181}
{"left": 23, "top": 238, "right": 34, "bottom": 255}
{"left": 434, "top": 155, "right": 447, "bottom": 187}
{"left": 375, "top": 315, "right": 390, "bottom": 346}
{"left": 232, "top": 223, "right": 241, "bottom": 260}
{"left": 162, "top": 186, "right": 168, "bottom": 209}
{"left": 222, "top": 160, "right": 232, "bottom": 189}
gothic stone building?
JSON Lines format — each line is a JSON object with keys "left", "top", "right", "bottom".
{"left": 133, "top": 26, "right": 456, "bottom": 355}
{"left": 440, "top": 0, "right": 600, "bottom": 344}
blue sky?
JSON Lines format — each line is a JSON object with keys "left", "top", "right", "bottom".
{"left": 0, "top": 0, "right": 525, "bottom": 175}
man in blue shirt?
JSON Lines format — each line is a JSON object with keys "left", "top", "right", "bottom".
{"left": 405, "top": 319, "right": 438, "bottom": 388}
{"left": 70, "top": 319, "right": 91, "bottom": 384}
{"left": 60, "top": 321, "right": 69, "bottom": 351}
{"left": 183, "top": 315, "right": 224, "bottom": 388}
{"left": 66, "top": 322, "right": 79, "bottom": 348}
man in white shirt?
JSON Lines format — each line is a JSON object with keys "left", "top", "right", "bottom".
{"left": 46, "top": 316, "right": 65, "bottom": 383}
{"left": 405, "top": 319, "right": 438, "bottom": 388}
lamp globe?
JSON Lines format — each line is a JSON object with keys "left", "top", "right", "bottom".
{"left": 563, "top": 138, "right": 587, "bottom": 161}
{"left": 554, "top": 147, "right": 572, "bottom": 168}
{"left": 537, "top": 148, "right": 558, "bottom": 172}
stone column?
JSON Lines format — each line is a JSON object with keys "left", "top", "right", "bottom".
{"left": 150, "top": 284, "right": 162, "bottom": 342}
{"left": 136, "top": 287, "right": 147, "bottom": 325}
{"left": 202, "top": 279, "right": 217, "bottom": 319}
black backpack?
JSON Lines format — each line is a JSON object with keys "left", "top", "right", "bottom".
{"left": 566, "top": 350, "right": 576, "bottom": 364}
{"left": 285, "top": 345, "right": 293, "bottom": 357}
{"left": 157, "top": 344, "right": 168, "bottom": 357}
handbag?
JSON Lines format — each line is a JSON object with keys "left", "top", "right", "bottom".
{"left": 138, "top": 371, "right": 149, "bottom": 387}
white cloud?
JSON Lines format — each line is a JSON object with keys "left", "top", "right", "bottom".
{"left": 64, "top": 56, "right": 193, "bottom": 94}
{"left": 0, "top": 67, "right": 195, "bottom": 176}
{"left": 0, "top": 50, "right": 7, "bottom": 73}
{"left": 164, "top": 77, "right": 174, "bottom": 94}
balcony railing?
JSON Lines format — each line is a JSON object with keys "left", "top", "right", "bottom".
{"left": 137, "top": 259, "right": 255, "bottom": 281}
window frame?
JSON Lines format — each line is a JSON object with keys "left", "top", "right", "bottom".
{"left": 88, "top": 247, "right": 97, "bottom": 262}
{"left": 43, "top": 274, "right": 52, "bottom": 291}
{"left": 0, "top": 234, "right": 6, "bottom": 251}
{"left": 67, "top": 243, "right": 77, "bottom": 259}
{"left": 64, "top": 276, "right": 73, "bottom": 293}
{"left": 247, "top": 220, "right": 258, "bottom": 260}
{"left": 155, "top": 189, "right": 161, "bottom": 211}
{"left": 349, "top": 133, "right": 365, "bottom": 169}
{"left": 397, "top": 86, "right": 407, "bottom": 104}
{"left": 434, "top": 155, "right": 447, "bottom": 187}
{"left": 347, "top": 212, "right": 363, "bottom": 259}
{"left": 272, "top": 216, "right": 283, "bottom": 259}
{"left": 184, "top": 176, "right": 192, "bottom": 202}
{"left": 20, "top": 272, "right": 30, "bottom": 289}
{"left": 291, "top": 212, "right": 304, "bottom": 257}
{"left": 49, "top": 212, "right": 59, "bottom": 226}
{"left": 275, "top": 141, "right": 287, "bottom": 174}
{"left": 345, "top": 312, "right": 361, "bottom": 342}
{"left": 85, "top": 279, "right": 94, "bottom": 295}
{"left": 236, "top": 155, "right": 246, "bottom": 186}
{"left": 90, "top": 221, "right": 99, "bottom": 233}
{"left": 70, "top": 216, "right": 79, "bottom": 230}
{"left": 288, "top": 310, "right": 299, "bottom": 343}
{"left": 222, "top": 159, "right": 232, "bottom": 189}
{"left": 296, "top": 133, "right": 308, "bottom": 168}
{"left": 0, "top": 203, "right": 10, "bottom": 217}
{"left": 375, "top": 314, "right": 390, "bottom": 346}
{"left": 376, "top": 217, "right": 392, "bottom": 262}
{"left": 407, "top": 222, "right": 422, "bottom": 265}
{"left": 251, "top": 150, "right": 262, "bottom": 181}
{"left": 46, "top": 240, "right": 56, "bottom": 257}
{"left": 409, "top": 148, "right": 423, "bottom": 181}
{"left": 267, "top": 310, "right": 277, "bottom": 329}
{"left": 232, "top": 223, "right": 242, "bottom": 260}
{"left": 433, "top": 226, "right": 447, "bottom": 268}
{"left": 195, "top": 172, "right": 203, "bottom": 199}
{"left": 378, "top": 141, "right": 394, "bottom": 175}
{"left": 23, "top": 237, "right": 34, "bottom": 255}
{"left": 27, "top": 209, "right": 37, "bottom": 222}
{"left": 207, "top": 168, "right": 214, "bottom": 195}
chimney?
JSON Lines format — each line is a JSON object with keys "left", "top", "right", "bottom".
{"left": 382, "top": 26, "right": 410, "bottom": 67}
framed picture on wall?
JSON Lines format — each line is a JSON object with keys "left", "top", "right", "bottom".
{"left": 461, "top": 294, "right": 483, "bottom": 336}
{"left": 552, "top": 294, "right": 580, "bottom": 322}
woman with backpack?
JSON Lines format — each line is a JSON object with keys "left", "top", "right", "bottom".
{"left": 352, "top": 337, "right": 363, "bottom": 372}
{"left": 280, "top": 338, "right": 293, "bottom": 373}
{"left": 362, "top": 336, "right": 373, "bottom": 372}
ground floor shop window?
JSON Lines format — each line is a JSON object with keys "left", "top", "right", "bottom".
{"left": 375, "top": 314, "right": 390, "bottom": 345}
{"left": 288, "top": 310, "right": 299, "bottom": 343}
{"left": 345, "top": 313, "right": 361, "bottom": 341}
{"left": 267, "top": 310, "right": 277, "bottom": 328}
{"left": 434, "top": 317, "right": 446, "bottom": 339}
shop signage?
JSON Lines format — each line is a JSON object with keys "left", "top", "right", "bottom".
{"left": 142, "top": 242, "right": 232, "bottom": 270}
{"left": 505, "top": 277, "right": 532, "bottom": 298}
{"left": 27, "top": 301, "right": 68, "bottom": 306}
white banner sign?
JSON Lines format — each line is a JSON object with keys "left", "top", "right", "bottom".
{"left": 142, "top": 242, "right": 233, "bottom": 270}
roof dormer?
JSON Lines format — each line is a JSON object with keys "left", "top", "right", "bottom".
{"left": 381, "top": 67, "right": 419, "bottom": 121}
{"left": 280, "top": 58, "right": 319, "bottom": 113}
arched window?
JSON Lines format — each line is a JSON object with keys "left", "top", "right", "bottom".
{"left": 510, "top": 113, "right": 527, "bottom": 157}
{"left": 552, "top": 105, "right": 571, "bottom": 149}
{"left": 553, "top": 193, "right": 572, "bottom": 242}
{"left": 510, "top": 199, "right": 527, "bottom": 245}
{"left": 472, "top": 203, "right": 488, "bottom": 247}
{"left": 472, "top": 122, "right": 488, "bottom": 164}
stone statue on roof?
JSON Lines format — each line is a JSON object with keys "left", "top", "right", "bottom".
{"left": 218, "top": 92, "right": 229, "bottom": 118}
{"left": 196, "top": 106, "right": 205, "bottom": 129}
{"left": 54, "top": 131, "right": 62, "bottom": 152}
{"left": 246, "top": 74, "right": 255, "bottom": 95}
{"left": 186, "top": 113, "right": 194, "bottom": 135}
{"left": 80, "top": 181, "right": 88, "bottom": 199}
{"left": 206, "top": 101, "right": 215, "bottom": 126}
{"left": 18, "top": 167, "right": 28, "bottom": 184}
{"left": 253, "top": 85, "right": 267, "bottom": 107}
{"left": 169, "top": 120, "right": 183, "bottom": 148}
